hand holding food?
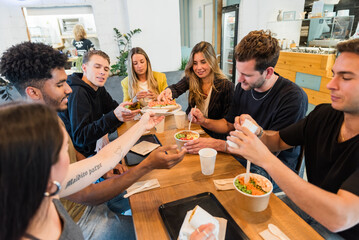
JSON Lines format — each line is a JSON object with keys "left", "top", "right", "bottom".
{"left": 136, "top": 90, "right": 149, "bottom": 100}
{"left": 139, "top": 112, "right": 165, "bottom": 131}
{"left": 146, "top": 89, "right": 157, "bottom": 100}
{"left": 114, "top": 102, "right": 141, "bottom": 122}
{"left": 157, "top": 88, "right": 173, "bottom": 101}
{"left": 189, "top": 206, "right": 219, "bottom": 239}
{"left": 190, "top": 223, "right": 215, "bottom": 240}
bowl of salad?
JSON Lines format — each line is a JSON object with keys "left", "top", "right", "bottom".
{"left": 233, "top": 173, "right": 273, "bottom": 212}
{"left": 174, "top": 130, "right": 200, "bottom": 149}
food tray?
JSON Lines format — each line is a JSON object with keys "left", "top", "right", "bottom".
{"left": 159, "top": 192, "right": 249, "bottom": 240}
{"left": 124, "top": 134, "right": 162, "bottom": 166}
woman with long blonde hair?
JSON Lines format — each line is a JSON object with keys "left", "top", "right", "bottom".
{"left": 72, "top": 24, "right": 94, "bottom": 56}
{"left": 121, "top": 47, "right": 168, "bottom": 108}
{"left": 158, "top": 41, "right": 234, "bottom": 139}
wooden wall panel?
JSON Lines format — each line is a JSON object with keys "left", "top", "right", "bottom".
{"left": 276, "top": 52, "right": 335, "bottom": 106}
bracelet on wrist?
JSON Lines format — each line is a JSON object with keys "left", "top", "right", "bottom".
{"left": 257, "top": 127, "right": 264, "bottom": 138}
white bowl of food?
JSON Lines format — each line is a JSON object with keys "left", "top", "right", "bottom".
{"left": 174, "top": 130, "right": 199, "bottom": 149}
{"left": 233, "top": 173, "right": 273, "bottom": 212}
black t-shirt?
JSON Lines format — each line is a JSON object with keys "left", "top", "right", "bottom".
{"left": 73, "top": 38, "right": 94, "bottom": 56}
{"left": 225, "top": 74, "right": 308, "bottom": 170}
{"left": 280, "top": 104, "right": 359, "bottom": 238}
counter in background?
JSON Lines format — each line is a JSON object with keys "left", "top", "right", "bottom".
{"left": 275, "top": 51, "right": 335, "bottom": 105}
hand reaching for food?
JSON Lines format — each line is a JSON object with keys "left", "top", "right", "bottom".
{"left": 157, "top": 88, "right": 173, "bottom": 101}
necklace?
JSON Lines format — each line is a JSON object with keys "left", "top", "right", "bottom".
{"left": 251, "top": 86, "right": 273, "bottom": 101}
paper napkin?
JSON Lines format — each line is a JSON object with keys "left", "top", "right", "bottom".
{"left": 213, "top": 178, "right": 235, "bottom": 190}
{"left": 130, "top": 140, "right": 160, "bottom": 156}
{"left": 259, "top": 225, "right": 291, "bottom": 240}
{"left": 124, "top": 179, "right": 160, "bottom": 198}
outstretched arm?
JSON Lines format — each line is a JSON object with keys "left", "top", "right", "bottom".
{"left": 190, "top": 108, "right": 234, "bottom": 134}
{"left": 59, "top": 113, "right": 163, "bottom": 197}
{"left": 228, "top": 126, "right": 359, "bottom": 232}
{"left": 63, "top": 145, "right": 186, "bottom": 205}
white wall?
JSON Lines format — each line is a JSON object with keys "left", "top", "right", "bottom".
{"left": 126, "top": 0, "right": 181, "bottom": 72}
{"left": 0, "top": 3, "right": 28, "bottom": 56}
{"left": 90, "top": 0, "right": 129, "bottom": 65}
{"left": 238, "top": 0, "right": 305, "bottom": 43}
{"left": 189, "top": 0, "right": 213, "bottom": 47}
{"left": 0, "top": 0, "right": 181, "bottom": 71}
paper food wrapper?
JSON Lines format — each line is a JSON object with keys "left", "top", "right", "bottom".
{"left": 178, "top": 205, "right": 227, "bottom": 240}
{"left": 130, "top": 141, "right": 160, "bottom": 156}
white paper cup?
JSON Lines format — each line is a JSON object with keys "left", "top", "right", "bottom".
{"left": 198, "top": 148, "right": 217, "bottom": 175}
{"left": 155, "top": 117, "right": 165, "bottom": 133}
{"left": 174, "top": 111, "right": 186, "bottom": 129}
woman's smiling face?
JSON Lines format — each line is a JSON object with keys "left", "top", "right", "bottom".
{"left": 193, "top": 52, "right": 211, "bottom": 80}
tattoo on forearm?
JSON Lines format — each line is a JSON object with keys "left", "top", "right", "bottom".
{"left": 65, "top": 163, "right": 102, "bottom": 189}
{"left": 89, "top": 163, "right": 102, "bottom": 175}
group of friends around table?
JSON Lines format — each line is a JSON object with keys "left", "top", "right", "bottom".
{"left": 0, "top": 29, "right": 357, "bottom": 240}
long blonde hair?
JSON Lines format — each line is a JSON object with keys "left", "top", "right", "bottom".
{"left": 127, "top": 47, "right": 159, "bottom": 99}
{"left": 185, "top": 41, "right": 228, "bottom": 107}
{"left": 73, "top": 24, "right": 87, "bottom": 41}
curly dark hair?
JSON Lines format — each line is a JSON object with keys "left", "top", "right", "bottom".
{"left": 0, "top": 42, "right": 67, "bottom": 96}
{"left": 337, "top": 38, "right": 359, "bottom": 55}
{"left": 234, "top": 30, "right": 280, "bottom": 73}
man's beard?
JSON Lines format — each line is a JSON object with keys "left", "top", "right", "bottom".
{"left": 249, "top": 76, "right": 266, "bottom": 90}
{"left": 43, "top": 94, "right": 68, "bottom": 112}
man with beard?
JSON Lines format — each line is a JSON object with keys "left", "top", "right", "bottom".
{"left": 187, "top": 30, "right": 308, "bottom": 191}
{"left": 0, "top": 42, "right": 186, "bottom": 240}
{"left": 227, "top": 38, "right": 359, "bottom": 239}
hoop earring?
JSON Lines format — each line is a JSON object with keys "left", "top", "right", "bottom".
{"left": 44, "top": 181, "right": 61, "bottom": 197}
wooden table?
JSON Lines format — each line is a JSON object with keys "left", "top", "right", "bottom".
{"left": 118, "top": 116, "right": 323, "bottom": 240}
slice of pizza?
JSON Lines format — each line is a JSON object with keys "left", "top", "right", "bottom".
{"left": 147, "top": 100, "right": 177, "bottom": 109}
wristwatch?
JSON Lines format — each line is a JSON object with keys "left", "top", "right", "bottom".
{"left": 257, "top": 127, "right": 264, "bottom": 138}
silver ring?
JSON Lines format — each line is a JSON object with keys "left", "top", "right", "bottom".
{"left": 203, "top": 230, "right": 209, "bottom": 238}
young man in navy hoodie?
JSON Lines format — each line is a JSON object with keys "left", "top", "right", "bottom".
{"left": 59, "top": 50, "right": 139, "bottom": 157}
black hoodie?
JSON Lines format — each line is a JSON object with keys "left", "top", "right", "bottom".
{"left": 58, "top": 73, "right": 122, "bottom": 157}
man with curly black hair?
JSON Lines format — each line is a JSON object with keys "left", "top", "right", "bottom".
{"left": 1, "top": 42, "right": 186, "bottom": 240}
{"left": 0, "top": 41, "right": 71, "bottom": 111}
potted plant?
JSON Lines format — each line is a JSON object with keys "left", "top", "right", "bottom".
{"left": 111, "top": 28, "right": 142, "bottom": 76}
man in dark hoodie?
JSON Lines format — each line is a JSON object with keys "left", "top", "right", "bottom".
{"left": 1, "top": 42, "right": 186, "bottom": 240}
{"left": 59, "top": 50, "right": 140, "bottom": 157}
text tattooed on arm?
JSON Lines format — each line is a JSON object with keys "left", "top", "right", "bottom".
{"left": 65, "top": 163, "right": 102, "bottom": 189}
